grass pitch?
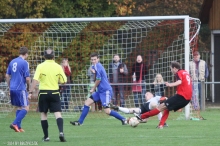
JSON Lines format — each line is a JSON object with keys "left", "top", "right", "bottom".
{"left": 0, "top": 109, "right": 220, "bottom": 146}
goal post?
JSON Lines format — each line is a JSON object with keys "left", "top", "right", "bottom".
{"left": 184, "top": 17, "right": 190, "bottom": 120}
{"left": 0, "top": 16, "right": 200, "bottom": 120}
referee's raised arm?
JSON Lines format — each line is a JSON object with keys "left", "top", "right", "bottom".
{"left": 29, "top": 48, "right": 67, "bottom": 142}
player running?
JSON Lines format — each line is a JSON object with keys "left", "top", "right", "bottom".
{"left": 70, "top": 53, "right": 127, "bottom": 126}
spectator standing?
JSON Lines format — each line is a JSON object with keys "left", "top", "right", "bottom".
{"left": 189, "top": 51, "right": 209, "bottom": 120}
{"left": 60, "top": 58, "right": 71, "bottom": 111}
{"left": 109, "top": 54, "right": 128, "bottom": 107}
{"left": 132, "top": 55, "right": 148, "bottom": 107}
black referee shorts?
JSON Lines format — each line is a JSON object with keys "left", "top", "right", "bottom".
{"left": 164, "top": 94, "right": 190, "bottom": 112}
{"left": 38, "top": 90, "right": 61, "bottom": 113}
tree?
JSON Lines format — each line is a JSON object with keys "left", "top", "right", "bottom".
{"left": 0, "top": 0, "right": 52, "bottom": 18}
{"left": 44, "top": 0, "right": 116, "bottom": 18}
{"left": 107, "top": 0, "right": 203, "bottom": 17}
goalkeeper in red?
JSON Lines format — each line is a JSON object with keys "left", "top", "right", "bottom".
{"left": 135, "top": 61, "right": 192, "bottom": 129}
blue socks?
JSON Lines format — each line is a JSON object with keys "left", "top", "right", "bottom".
{"left": 110, "top": 110, "right": 125, "bottom": 121}
{"left": 15, "top": 110, "right": 21, "bottom": 128}
{"left": 13, "top": 109, "right": 27, "bottom": 128}
{"left": 78, "top": 105, "right": 125, "bottom": 124}
{"left": 78, "top": 105, "right": 90, "bottom": 124}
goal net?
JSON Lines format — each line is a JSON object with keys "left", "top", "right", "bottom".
{"left": 0, "top": 16, "right": 200, "bottom": 119}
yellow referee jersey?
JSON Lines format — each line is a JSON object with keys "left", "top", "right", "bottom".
{"left": 33, "top": 60, "right": 67, "bottom": 90}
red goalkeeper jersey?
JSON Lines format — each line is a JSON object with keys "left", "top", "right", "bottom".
{"left": 175, "top": 69, "right": 192, "bottom": 100}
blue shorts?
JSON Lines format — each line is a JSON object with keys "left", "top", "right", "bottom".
{"left": 10, "top": 90, "right": 29, "bottom": 107}
{"left": 92, "top": 90, "right": 112, "bottom": 107}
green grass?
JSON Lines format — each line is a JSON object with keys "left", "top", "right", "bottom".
{"left": 0, "top": 109, "right": 220, "bottom": 146}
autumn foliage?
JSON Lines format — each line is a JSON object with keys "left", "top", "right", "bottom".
{"left": 0, "top": 0, "right": 205, "bottom": 76}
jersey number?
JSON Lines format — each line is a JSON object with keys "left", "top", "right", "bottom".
{"left": 12, "top": 62, "right": 17, "bottom": 72}
{"left": 186, "top": 75, "right": 190, "bottom": 85}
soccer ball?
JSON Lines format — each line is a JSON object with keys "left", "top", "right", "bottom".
{"left": 128, "top": 117, "right": 139, "bottom": 127}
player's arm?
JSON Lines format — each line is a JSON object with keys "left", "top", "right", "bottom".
{"left": 29, "top": 79, "right": 39, "bottom": 94}
{"left": 5, "top": 65, "right": 11, "bottom": 88}
{"left": 159, "top": 96, "right": 168, "bottom": 104}
{"left": 24, "top": 62, "right": 31, "bottom": 91}
{"left": 90, "top": 65, "right": 101, "bottom": 92}
{"left": 90, "top": 79, "right": 101, "bottom": 93}
{"left": 165, "top": 80, "right": 181, "bottom": 87}
{"left": 29, "top": 65, "right": 41, "bottom": 95}
{"left": 26, "top": 77, "right": 31, "bottom": 91}
{"left": 165, "top": 74, "right": 182, "bottom": 87}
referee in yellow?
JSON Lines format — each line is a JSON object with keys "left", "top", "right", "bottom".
{"left": 29, "top": 48, "right": 67, "bottom": 142}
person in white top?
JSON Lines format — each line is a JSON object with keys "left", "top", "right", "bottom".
{"left": 109, "top": 92, "right": 168, "bottom": 126}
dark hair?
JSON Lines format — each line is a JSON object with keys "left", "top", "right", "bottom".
{"left": 19, "top": 47, "right": 28, "bottom": 55}
{"left": 44, "top": 48, "right": 54, "bottom": 59}
{"left": 170, "top": 61, "right": 181, "bottom": 69}
{"left": 90, "top": 52, "right": 99, "bottom": 58}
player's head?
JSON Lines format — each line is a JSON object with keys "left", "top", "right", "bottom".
{"left": 136, "top": 55, "right": 143, "bottom": 63}
{"left": 44, "top": 48, "right": 54, "bottom": 60}
{"left": 193, "top": 51, "right": 200, "bottom": 61}
{"left": 154, "top": 73, "right": 164, "bottom": 83}
{"left": 19, "top": 47, "right": 28, "bottom": 59}
{"left": 113, "top": 54, "right": 120, "bottom": 63}
{"left": 90, "top": 52, "right": 99, "bottom": 65}
{"left": 145, "top": 92, "right": 154, "bottom": 101}
{"left": 170, "top": 61, "right": 181, "bottom": 74}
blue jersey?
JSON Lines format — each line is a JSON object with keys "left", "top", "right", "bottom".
{"left": 6, "top": 57, "right": 30, "bottom": 90}
{"left": 92, "top": 63, "right": 112, "bottom": 93}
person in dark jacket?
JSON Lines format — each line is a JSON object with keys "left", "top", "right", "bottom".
{"left": 109, "top": 54, "right": 128, "bottom": 107}
{"left": 132, "top": 55, "right": 148, "bottom": 107}
{"left": 151, "top": 73, "right": 166, "bottom": 96}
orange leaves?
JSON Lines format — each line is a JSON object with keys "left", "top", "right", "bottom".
{"left": 0, "top": 23, "right": 51, "bottom": 73}
{"left": 137, "top": 3, "right": 149, "bottom": 12}
{"left": 108, "top": 0, "right": 136, "bottom": 16}
{"left": 107, "top": 0, "right": 203, "bottom": 17}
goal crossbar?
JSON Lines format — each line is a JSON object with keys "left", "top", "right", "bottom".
{"left": 0, "top": 16, "right": 191, "bottom": 23}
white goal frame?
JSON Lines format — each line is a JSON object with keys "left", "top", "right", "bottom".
{"left": 0, "top": 16, "right": 200, "bottom": 120}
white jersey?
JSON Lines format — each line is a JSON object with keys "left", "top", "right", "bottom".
{"left": 145, "top": 96, "right": 161, "bottom": 110}
{"left": 146, "top": 96, "right": 161, "bottom": 104}
{"left": 139, "top": 96, "right": 163, "bottom": 121}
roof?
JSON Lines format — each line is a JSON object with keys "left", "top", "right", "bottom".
{"left": 199, "top": 0, "right": 214, "bottom": 24}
